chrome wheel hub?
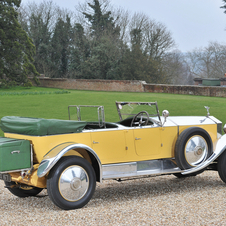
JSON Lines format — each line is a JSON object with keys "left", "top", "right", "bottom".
{"left": 185, "top": 135, "right": 208, "bottom": 166}
{"left": 70, "top": 178, "right": 82, "bottom": 191}
{"left": 59, "top": 165, "right": 89, "bottom": 202}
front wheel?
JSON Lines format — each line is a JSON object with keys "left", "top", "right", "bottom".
{"left": 175, "top": 127, "right": 212, "bottom": 170}
{"left": 47, "top": 156, "right": 96, "bottom": 210}
{"left": 218, "top": 150, "right": 226, "bottom": 183}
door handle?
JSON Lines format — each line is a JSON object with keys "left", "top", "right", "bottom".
{"left": 11, "top": 150, "right": 20, "bottom": 154}
{"left": 93, "top": 141, "right": 99, "bottom": 144}
{"left": 135, "top": 137, "right": 141, "bottom": 140}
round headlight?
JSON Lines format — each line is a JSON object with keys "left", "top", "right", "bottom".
{"left": 162, "top": 110, "right": 169, "bottom": 118}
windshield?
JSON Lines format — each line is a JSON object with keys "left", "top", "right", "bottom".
{"left": 115, "top": 101, "right": 161, "bottom": 122}
{"left": 68, "top": 105, "right": 105, "bottom": 127}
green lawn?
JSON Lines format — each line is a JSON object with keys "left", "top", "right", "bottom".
{"left": 0, "top": 87, "right": 225, "bottom": 136}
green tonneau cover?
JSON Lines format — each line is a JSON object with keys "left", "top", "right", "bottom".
{"left": 0, "top": 116, "right": 87, "bottom": 136}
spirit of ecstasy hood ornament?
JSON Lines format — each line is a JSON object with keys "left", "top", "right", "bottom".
{"left": 204, "top": 106, "right": 210, "bottom": 117}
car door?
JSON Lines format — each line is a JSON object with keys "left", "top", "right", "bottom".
{"left": 90, "top": 129, "right": 127, "bottom": 164}
{"left": 133, "top": 126, "right": 162, "bottom": 158}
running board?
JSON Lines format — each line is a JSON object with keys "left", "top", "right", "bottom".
{"left": 102, "top": 159, "right": 182, "bottom": 180}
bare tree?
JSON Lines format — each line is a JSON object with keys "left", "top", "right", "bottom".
{"left": 143, "top": 20, "right": 175, "bottom": 59}
{"left": 162, "top": 50, "right": 190, "bottom": 84}
{"left": 186, "top": 42, "right": 226, "bottom": 78}
{"left": 111, "top": 7, "right": 130, "bottom": 42}
{"left": 19, "top": 1, "right": 59, "bottom": 35}
{"left": 124, "top": 12, "right": 175, "bottom": 59}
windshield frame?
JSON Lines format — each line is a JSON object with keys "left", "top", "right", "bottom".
{"left": 115, "top": 101, "right": 162, "bottom": 125}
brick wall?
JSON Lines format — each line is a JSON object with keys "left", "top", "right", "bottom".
{"left": 143, "top": 84, "right": 226, "bottom": 97}
{"left": 33, "top": 78, "right": 145, "bottom": 92}
{"left": 220, "top": 78, "right": 226, "bottom": 86}
{"left": 31, "top": 77, "right": 226, "bottom": 97}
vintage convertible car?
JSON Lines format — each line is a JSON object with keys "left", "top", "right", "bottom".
{"left": 0, "top": 101, "right": 226, "bottom": 210}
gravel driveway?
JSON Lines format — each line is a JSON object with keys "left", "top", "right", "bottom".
{"left": 1, "top": 171, "right": 226, "bottom": 225}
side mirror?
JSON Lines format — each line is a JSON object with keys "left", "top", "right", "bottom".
{"left": 162, "top": 110, "right": 169, "bottom": 126}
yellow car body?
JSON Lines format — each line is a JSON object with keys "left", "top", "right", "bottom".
{"left": 5, "top": 120, "right": 218, "bottom": 164}
{"left": 1, "top": 101, "right": 226, "bottom": 210}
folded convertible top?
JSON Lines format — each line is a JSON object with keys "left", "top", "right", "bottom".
{"left": 0, "top": 116, "right": 87, "bottom": 136}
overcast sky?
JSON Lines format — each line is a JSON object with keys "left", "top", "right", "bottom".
{"left": 21, "top": 0, "right": 226, "bottom": 52}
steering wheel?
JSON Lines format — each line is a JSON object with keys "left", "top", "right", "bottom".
{"left": 130, "top": 111, "right": 150, "bottom": 127}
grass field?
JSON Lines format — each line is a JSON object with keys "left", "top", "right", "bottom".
{"left": 0, "top": 86, "right": 225, "bottom": 136}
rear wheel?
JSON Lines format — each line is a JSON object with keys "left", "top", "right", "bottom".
{"left": 173, "top": 173, "right": 198, "bottom": 178}
{"left": 175, "top": 127, "right": 212, "bottom": 170}
{"left": 4, "top": 181, "right": 43, "bottom": 197}
{"left": 47, "top": 156, "right": 96, "bottom": 210}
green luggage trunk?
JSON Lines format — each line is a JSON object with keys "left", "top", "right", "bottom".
{"left": 0, "top": 137, "right": 31, "bottom": 172}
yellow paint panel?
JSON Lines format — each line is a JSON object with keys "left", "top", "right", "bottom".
{"left": 178, "top": 124, "right": 218, "bottom": 143}
{"left": 10, "top": 167, "right": 47, "bottom": 188}
{"left": 5, "top": 132, "right": 92, "bottom": 163}
{"left": 91, "top": 130, "right": 126, "bottom": 163}
{"left": 160, "top": 126, "right": 178, "bottom": 158}
{"left": 133, "top": 127, "right": 162, "bottom": 157}
{"left": 4, "top": 123, "right": 219, "bottom": 166}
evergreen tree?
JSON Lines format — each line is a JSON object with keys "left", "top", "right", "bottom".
{"left": 80, "top": 0, "right": 123, "bottom": 79}
{"left": 28, "top": 12, "right": 52, "bottom": 75}
{"left": 18, "top": 1, "right": 59, "bottom": 76}
{"left": 122, "top": 29, "right": 146, "bottom": 80}
{"left": 0, "top": 0, "right": 39, "bottom": 87}
{"left": 69, "top": 23, "right": 91, "bottom": 78}
{"left": 83, "top": 0, "right": 120, "bottom": 40}
{"left": 51, "top": 15, "right": 74, "bottom": 77}
{"left": 86, "top": 35, "right": 124, "bottom": 79}
{"left": 121, "top": 28, "right": 162, "bottom": 83}
{"left": 221, "top": 0, "right": 226, "bottom": 13}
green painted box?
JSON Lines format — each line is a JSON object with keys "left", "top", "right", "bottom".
{"left": 0, "top": 137, "right": 31, "bottom": 172}
{"left": 202, "top": 79, "right": 221, "bottom": 86}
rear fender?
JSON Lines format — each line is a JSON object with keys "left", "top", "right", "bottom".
{"left": 37, "top": 142, "right": 102, "bottom": 182}
{"left": 182, "top": 134, "right": 226, "bottom": 175}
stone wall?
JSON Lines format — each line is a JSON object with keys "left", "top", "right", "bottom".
{"left": 31, "top": 77, "right": 226, "bottom": 97}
